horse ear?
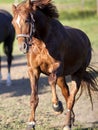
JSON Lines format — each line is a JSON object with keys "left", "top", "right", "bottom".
{"left": 40, "top": 0, "right": 51, "bottom": 5}
{"left": 12, "top": 5, "right": 16, "bottom": 14}
{"left": 33, "top": 0, "right": 51, "bottom": 6}
{"left": 26, "top": 0, "right": 32, "bottom": 8}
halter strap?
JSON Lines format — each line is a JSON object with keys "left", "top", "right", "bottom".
{"left": 16, "top": 13, "right": 35, "bottom": 40}
{"left": 16, "top": 34, "right": 30, "bottom": 39}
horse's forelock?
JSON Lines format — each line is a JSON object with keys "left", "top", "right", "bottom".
{"left": 16, "top": 0, "right": 34, "bottom": 13}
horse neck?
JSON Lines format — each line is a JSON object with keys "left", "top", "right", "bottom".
{"left": 34, "top": 10, "right": 50, "bottom": 42}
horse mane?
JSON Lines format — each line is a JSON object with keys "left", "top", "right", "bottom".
{"left": 37, "top": 3, "right": 59, "bottom": 19}
{"left": 17, "top": 1, "right": 59, "bottom": 19}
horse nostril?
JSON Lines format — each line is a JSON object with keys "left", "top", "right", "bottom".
{"left": 23, "top": 42, "right": 27, "bottom": 49}
{"left": 18, "top": 42, "right": 28, "bottom": 53}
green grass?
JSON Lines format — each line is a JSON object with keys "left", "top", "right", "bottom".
{"left": 59, "top": 10, "right": 98, "bottom": 50}
{"left": 56, "top": 0, "right": 98, "bottom": 50}
{"left": 0, "top": 0, "right": 22, "bottom": 4}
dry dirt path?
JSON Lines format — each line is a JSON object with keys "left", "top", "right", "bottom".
{"left": 0, "top": 52, "right": 98, "bottom": 130}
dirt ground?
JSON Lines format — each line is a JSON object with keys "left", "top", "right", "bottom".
{"left": 0, "top": 51, "right": 98, "bottom": 130}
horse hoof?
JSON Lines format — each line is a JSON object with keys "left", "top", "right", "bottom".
{"left": 6, "top": 75, "right": 12, "bottom": 86}
{"left": 52, "top": 101, "right": 63, "bottom": 113}
{"left": 63, "top": 126, "right": 71, "bottom": 130}
{"left": 26, "top": 125, "right": 35, "bottom": 130}
{"left": 26, "top": 122, "right": 36, "bottom": 130}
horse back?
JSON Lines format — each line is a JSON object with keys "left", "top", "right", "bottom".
{"left": 0, "top": 9, "right": 12, "bottom": 21}
{"left": 0, "top": 9, "right": 13, "bottom": 42}
{"left": 45, "top": 20, "right": 92, "bottom": 75}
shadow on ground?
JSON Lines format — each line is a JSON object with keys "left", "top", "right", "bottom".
{"left": 50, "top": 121, "right": 98, "bottom": 130}
{"left": 0, "top": 76, "right": 49, "bottom": 97}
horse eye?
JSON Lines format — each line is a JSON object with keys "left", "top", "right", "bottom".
{"left": 25, "top": 19, "right": 30, "bottom": 23}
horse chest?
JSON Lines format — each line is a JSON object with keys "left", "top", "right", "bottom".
{"left": 28, "top": 44, "right": 60, "bottom": 74}
{"left": 39, "top": 61, "right": 60, "bottom": 75}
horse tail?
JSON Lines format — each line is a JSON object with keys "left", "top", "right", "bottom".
{"left": 80, "top": 66, "right": 98, "bottom": 109}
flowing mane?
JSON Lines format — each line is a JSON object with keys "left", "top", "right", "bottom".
{"left": 37, "top": 3, "right": 59, "bottom": 19}
{"left": 17, "top": 1, "right": 59, "bottom": 19}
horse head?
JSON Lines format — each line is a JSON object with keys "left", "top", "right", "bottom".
{"left": 12, "top": 0, "right": 51, "bottom": 53}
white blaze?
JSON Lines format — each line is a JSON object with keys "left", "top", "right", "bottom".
{"left": 16, "top": 15, "right": 21, "bottom": 28}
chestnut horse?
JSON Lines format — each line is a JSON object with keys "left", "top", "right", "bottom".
{"left": 12, "top": 0, "right": 98, "bottom": 130}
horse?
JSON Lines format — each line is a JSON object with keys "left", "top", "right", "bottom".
{"left": 0, "top": 9, "right": 15, "bottom": 86}
{"left": 12, "top": 0, "right": 98, "bottom": 130}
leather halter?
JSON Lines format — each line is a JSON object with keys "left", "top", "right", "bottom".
{"left": 16, "top": 13, "right": 35, "bottom": 42}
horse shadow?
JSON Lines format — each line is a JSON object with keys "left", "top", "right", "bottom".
{"left": 0, "top": 76, "right": 49, "bottom": 97}
{"left": 0, "top": 54, "right": 50, "bottom": 97}
{"left": 50, "top": 121, "right": 98, "bottom": 130}
{"left": 70, "top": 121, "right": 98, "bottom": 130}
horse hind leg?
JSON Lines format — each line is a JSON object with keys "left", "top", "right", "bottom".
{"left": 4, "top": 40, "right": 13, "bottom": 86}
{"left": 0, "top": 55, "right": 2, "bottom": 85}
{"left": 6, "top": 51, "right": 13, "bottom": 86}
{"left": 57, "top": 76, "right": 71, "bottom": 130}
{"left": 6, "top": 72, "right": 11, "bottom": 86}
{"left": 57, "top": 76, "right": 81, "bottom": 130}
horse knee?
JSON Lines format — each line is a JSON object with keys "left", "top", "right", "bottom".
{"left": 48, "top": 73, "right": 57, "bottom": 85}
{"left": 30, "top": 95, "right": 39, "bottom": 108}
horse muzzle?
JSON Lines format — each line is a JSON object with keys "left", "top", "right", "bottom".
{"left": 18, "top": 42, "right": 29, "bottom": 54}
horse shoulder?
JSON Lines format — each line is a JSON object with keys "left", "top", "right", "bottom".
{"left": 28, "top": 37, "right": 60, "bottom": 74}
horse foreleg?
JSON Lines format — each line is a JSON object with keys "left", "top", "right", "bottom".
{"left": 63, "top": 77, "right": 80, "bottom": 130}
{"left": 48, "top": 73, "right": 63, "bottom": 114}
{"left": 27, "top": 67, "right": 39, "bottom": 130}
